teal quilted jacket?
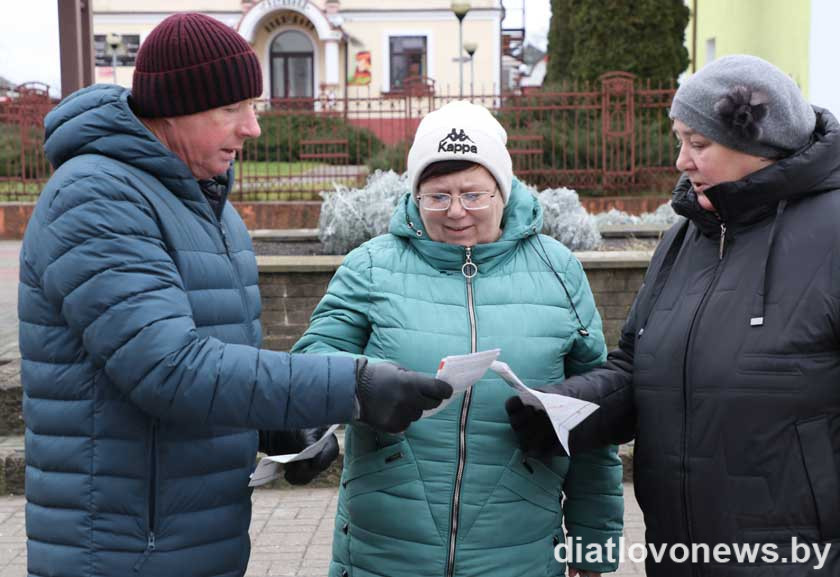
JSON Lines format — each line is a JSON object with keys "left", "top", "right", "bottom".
{"left": 20, "top": 84, "right": 357, "bottom": 577}
{"left": 293, "top": 180, "right": 624, "bottom": 577}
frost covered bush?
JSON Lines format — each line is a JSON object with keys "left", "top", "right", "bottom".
{"left": 592, "top": 201, "right": 679, "bottom": 228}
{"left": 593, "top": 209, "right": 640, "bottom": 227}
{"left": 537, "top": 186, "right": 602, "bottom": 251}
{"left": 318, "top": 170, "right": 676, "bottom": 255}
{"left": 318, "top": 170, "right": 408, "bottom": 254}
{"left": 642, "top": 202, "right": 679, "bottom": 227}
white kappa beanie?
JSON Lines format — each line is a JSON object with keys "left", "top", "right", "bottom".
{"left": 407, "top": 100, "right": 513, "bottom": 204}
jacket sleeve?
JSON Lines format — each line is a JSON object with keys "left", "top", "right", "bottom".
{"left": 562, "top": 444, "right": 624, "bottom": 573}
{"left": 291, "top": 245, "right": 375, "bottom": 357}
{"left": 557, "top": 320, "right": 637, "bottom": 452}
{"left": 548, "top": 232, "right": 688, "bottom": 452}
{"left": 36, "top": 170, "right": 356, "bottom": 429}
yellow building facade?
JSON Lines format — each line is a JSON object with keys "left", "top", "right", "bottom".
{"left": 92, "top": 0, "right": 504, "bottom": 99}
{"left": 684, "top": 0, "right": 840, "bottom": 114}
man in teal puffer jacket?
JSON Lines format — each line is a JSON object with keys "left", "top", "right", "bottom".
{"left": 19, "top": 13, "right": 450, "bottom": 577}
{"left": 293, "top": 101, "right": 624, "bottom": 577}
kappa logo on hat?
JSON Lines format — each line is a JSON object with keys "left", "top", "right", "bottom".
{"left": 438, "top": 128, "right": 478, "bottom": 154}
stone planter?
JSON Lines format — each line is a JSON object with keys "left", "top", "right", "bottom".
{"left": 256, "top": 250, "right": 652, "bottom": 352}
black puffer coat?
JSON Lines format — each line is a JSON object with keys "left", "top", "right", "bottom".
{"left": 555, "top": 108, "right": 840, "bottom": 576}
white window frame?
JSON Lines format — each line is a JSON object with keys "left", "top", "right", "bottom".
{"left": 382, "top": 29, "right": 435, "bottom": 93}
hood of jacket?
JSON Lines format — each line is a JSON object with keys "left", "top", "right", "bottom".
{"left": 387, "top": 177, "right": 543, "bottom": 272}
{"left": 672, "top": 107, "right": 840, "bottom": 236}
{"left": 43, "top": 83, "right": 230, "bottom": 207}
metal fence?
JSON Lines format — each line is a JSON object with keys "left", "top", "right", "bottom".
{"left": 0, "top": 83, "right": 54, "bottom": 200}
{"left": 0, "top": 73, "right": 678, "bottom": 201}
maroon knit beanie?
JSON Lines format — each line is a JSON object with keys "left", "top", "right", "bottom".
{"left": 132, "top": 12, "right": 262, "bottom": 118}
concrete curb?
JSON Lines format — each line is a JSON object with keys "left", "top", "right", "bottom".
{"left": 0, "top": 437, "right": 24, "bottom": 495}
{"left": 256, "top": 251, "right": 654, "bottom": 273}
{"left": 0, "top": 360, "right": 23, "bottom": 436}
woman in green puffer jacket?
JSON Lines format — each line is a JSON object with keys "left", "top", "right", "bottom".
{"left": 292, "top": 101, "right": 624, "bottom": 577}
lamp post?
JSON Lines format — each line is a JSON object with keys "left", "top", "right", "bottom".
{"left": 106, "top": 33, "right": 122, "bottom": 85}
{"left": 463, "top": 41, "right": 477, "bottom": 99}
{"left": 451, "top": 2, "right": 470, "bottom": 98}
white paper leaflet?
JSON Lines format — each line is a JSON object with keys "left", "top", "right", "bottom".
{"left": 249, "top": 424, "right": 340, "bottom": 487}
{"left": 422, "top": 349, "right": 501, "bottom": 417}
{"left": 490, "top": 360, "right": 599, "bottom": 455}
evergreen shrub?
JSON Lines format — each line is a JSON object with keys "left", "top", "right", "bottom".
{"left": 248, "top": 113, "right": 384, "bottom": 165}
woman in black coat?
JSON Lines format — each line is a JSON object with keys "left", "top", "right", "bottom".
{"left": 507, "top": 54, "right": 840, "bottom": 577}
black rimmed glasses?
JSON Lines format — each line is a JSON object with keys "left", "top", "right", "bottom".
{"left": 416, "top": 191, "right": 496, "bottom": 211}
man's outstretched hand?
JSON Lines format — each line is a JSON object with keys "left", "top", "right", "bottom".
{"left": 355, "top": 359, "right": 453, "bottom": 433}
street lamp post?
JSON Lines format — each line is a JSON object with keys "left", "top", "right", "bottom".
{"left": 451, "top": 2, "right": 470, "bottom": 98}
{"left": 464, "top": 41, "right": 477, "bottom": 99}
{"left": 106, "top": 33, "right": 122, "bottom": 85}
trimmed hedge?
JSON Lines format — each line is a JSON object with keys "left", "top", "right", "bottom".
{"left": 245, "top": 113, "right": 384, "bottom": 165}
{"left": 366, "top": 140, "right": 410, "bottom": 173}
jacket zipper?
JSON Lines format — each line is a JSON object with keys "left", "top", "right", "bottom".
{"left": 215, "top": 215, "right": 256, "bottom": 344}
{"left": 445, "top": 247, "right": 478, "bottom": 577}
{"left": 680, "top": 222, "right": 728, "bottom": 576}
{"left": 134, "top": 420, "right": 159, "bottom": 571}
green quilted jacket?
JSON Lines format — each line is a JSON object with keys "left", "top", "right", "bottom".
{"left": 293, "top": 179, "right": 624, "bottom": 577}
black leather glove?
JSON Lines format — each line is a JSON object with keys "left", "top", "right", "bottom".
{"left": 505, "top": 396, "right": 567, "bottom": 458}
{"left": 355, "top": 358, "right": 453, "bottom": 433}
{"left": 258, "top": 427, "right": 339, "bottom": 485}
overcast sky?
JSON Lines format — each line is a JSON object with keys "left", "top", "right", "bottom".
{"left": 0, "top": 1, "right": 550, "bottom": 97}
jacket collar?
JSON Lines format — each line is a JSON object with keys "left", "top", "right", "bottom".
{"left": 388, "top": 178, "right": 542, "bottom": 272}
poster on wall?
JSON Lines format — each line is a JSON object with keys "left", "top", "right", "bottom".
{"left": 348, "top": 51, "right": 371, "bottom": 85}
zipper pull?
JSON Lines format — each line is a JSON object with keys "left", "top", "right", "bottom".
{"left": 719, "top": 223, "right": 727, "bottom": 260}
{"left": 133, "top": 532, "right": 156, "bottom": 571}
{"left": 220, "top": 226, "right": 229, "bottom": 250}
{"left": 461, "top": 247, "right": 477, "bottom": 278}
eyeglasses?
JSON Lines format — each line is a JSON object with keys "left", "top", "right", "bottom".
{"left": 416, "top": 191, "right": 496, "bottom": 211}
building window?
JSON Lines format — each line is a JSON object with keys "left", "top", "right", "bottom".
{"left": 270, "top": 30, "right": 314, "bottom": 99}
{"left": 94, "top": 34, "right": 140, "bottom": 66}
{"left": 389, "top": 36, "right": 427, "bottom": 91}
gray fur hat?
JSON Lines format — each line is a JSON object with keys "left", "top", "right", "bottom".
{"left": 669, "top": 54, "right": 816, "bottom": 158}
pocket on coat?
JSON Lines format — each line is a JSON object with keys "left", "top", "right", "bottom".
{"left": 343, "top": 440, "right": 440, "bottom": 545}
{"left": 500, "top": 453, "right": 563, "bottom": 514}
{"left": 737, "top": 353, "right": 802, "bottom": 375}
{"left": 459, "top": 450, "right": 563, "bottom": 549}
{"left": 343, "top": 441, "right": 417, "bottom": 500}
{"left": 796, "top": 416, "right": 840, "bottom": 540}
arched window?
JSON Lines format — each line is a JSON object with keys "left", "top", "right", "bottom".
{"left": 270, "top": 30, "right": 314, "bottom": 99}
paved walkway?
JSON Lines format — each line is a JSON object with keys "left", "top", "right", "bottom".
{"left": 1, "top": 483, "right": 645, "bottom": 576}
{"left": 0, "top": 243, "right": 20, "bottom": 361}
{"left": 0, "top": 239, "right": 647, "bottom": 575}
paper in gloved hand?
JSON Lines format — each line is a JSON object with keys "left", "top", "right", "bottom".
{"left": 423, "top": 349, "right": 501, "bottom": 417}
{"left": 491, "top": 360, "right": 598, "bottom": 455}
{"left": 249, "top": 424, "right": 340, "bottom": 487}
